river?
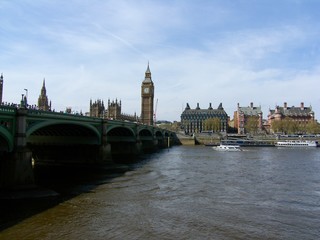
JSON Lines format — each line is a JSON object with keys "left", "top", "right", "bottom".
{"left": 1, "top": 146, "right": 320, "bottom": 239}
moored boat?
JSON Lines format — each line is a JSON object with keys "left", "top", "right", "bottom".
{"left": 212, "top": 145, "right": 242, "bottom": 151}
{"left": 275, "top": 140, "right": 318, "bottom": 147}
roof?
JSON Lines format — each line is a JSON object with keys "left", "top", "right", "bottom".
{"left": 270, "top": 106, "right": 314, "bottom": 117}
{"left": 181, "top": 103, "right": 228, "bottom": 119}
{"left": 239, "top": 106, "right": 262, "bottom": 116}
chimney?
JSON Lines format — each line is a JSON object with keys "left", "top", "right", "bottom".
{"left": 300, "top": 102, "right": 304, "bottom": 110}
{"left": 284, "top": 102, "right": 287, "bottom": 109}
{"left": 250, "top": 102, "right": 253, "bottom": 108}
{"left": 196, "top": 103, "right": 200, "bottom": 109}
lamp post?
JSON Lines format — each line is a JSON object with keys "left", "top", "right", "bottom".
{"left": 24, "top": 89, "right": 28, "bottom": 106}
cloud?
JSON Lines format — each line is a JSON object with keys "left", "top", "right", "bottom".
{"left": 1, "top": 0, "right": 320, "bottom": 121}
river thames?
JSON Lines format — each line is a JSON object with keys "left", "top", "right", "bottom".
{"left": 1, "top": 145, "right": 320, "bottom": 239}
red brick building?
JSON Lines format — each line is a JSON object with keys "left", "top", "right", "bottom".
{"left": 234, "top": 102, "right": 263, "bottom": 134}
{"left": 267, "top": 102, "right": 315, "bottom": 133}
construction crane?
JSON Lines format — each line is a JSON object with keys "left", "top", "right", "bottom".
{"left": 154, "top": 98, "right": 158, "bottom": 125}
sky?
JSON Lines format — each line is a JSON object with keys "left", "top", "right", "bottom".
{"left": 1, "top": 0, "right": 320, "bottom": 122}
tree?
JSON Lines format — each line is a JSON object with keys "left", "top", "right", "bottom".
{"left": 244, "top": 116, "right": 259, "bottom": 134}
{"left": 306, "top": 121, "right": 320, "bottom": 134}
{"left": 204, "top": 118, "right": 221, "bottom": 132}
{"left": 271, "top": 120, "right": 284, "bottom": 133}
{"left": 282, "top": 118, "right": 299, "bottom": 134}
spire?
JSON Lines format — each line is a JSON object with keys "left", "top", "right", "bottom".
{"left": 143, "top": 62, "right": 152, "bottom": 83}
{"left": 41, "top": 78, "right": 46, "bottom": 95}
{"left": 146, "top": 61, "right": 151, "bottom": 74}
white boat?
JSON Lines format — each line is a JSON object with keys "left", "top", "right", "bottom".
{"left": 275, "top": 140, "right": 318, "bottom": 147}
{"left": 213, "top": 145, "right": 242, "bottom": 151}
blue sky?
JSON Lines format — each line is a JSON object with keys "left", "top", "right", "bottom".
{"left": 1, "top": 0, "right": 320, "bottom": 121}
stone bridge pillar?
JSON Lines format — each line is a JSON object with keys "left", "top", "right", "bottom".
{"left": 98, "top": 122, "right": 112, "bottom": 163}
{"left": 0, "top": 108, "right": 34, "bottom": 189}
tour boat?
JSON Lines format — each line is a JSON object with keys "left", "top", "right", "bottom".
{"left": 275, "top": 140, "right": 318, "bottom": 147}
{"left": 212, "top": 145, "right": 242, "bottom": 151}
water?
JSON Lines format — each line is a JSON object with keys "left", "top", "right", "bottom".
{"left": 1, "top": 146, "right": 320, "bottom": 239}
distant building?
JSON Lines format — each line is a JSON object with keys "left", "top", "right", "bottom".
{"left": 234, "top": 102, "right": 263, "bottom": 134}
{"left": 89, "top": 99, "right": 105, "bottom": 118}
{"left": 267, "top": 102, "right": 315, "bottom": 133}
{"left": 38, "top": 79, "right": 51, "bottom": 111}
{"left": 0, "top": 73, "right": 3, "bottom": 104}
{"left": 89, "top": 98, "right": 137, "bottom": 122}
{"left": 180, "top": 103, "right": 228, "bottom": 134}
{"left": 107, "top": 99, "right": 137, "bottom": 121}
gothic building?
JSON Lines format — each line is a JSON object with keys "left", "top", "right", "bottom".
{"left": 89, "top": 99, "right": 105, "bottom": 118}
{"left": 107, "top": 99, "right": 137, "bottom": 121}
{"left": 106, "top": 99, "right": 121, "bottom": 119}
{"left": 89, "top": 98, "right": 137, "bottom": 121}
{"left": 38, "top": 79, "right": 51, "bottom": 111}
{"left": 141, "top": 63, "right": 154, "bottom": 125}
{"left": 0, "top": 73, "right": 3, "bottom": 104}
{"left": 181, "top": 103, "right": 228, "bottom": 134}
{"left": 234, "top": 102, "right": 263, "bottom": 134}
{"left": 267, "top": 102, "right": 315, "bottom": 133}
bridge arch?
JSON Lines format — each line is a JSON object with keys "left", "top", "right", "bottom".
{"left": 155, "top": 130, "right": 163, "bottom": 138}
{"left": 0, "top": 128, "right": 13, "bottom": 152}
{"left": 138, "top": 128, "right": 153, "bottom": 137}
{"left": 26, "top": 121, "right": 101, "bottom": 145}
{"left": 106, "top": 126, "right": 136, "bottom": 142}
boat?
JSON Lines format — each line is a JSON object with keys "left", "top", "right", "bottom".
{"left": 275, "top": 140, "right": 318, "bottom": 147}
{"left": 204, "top": 142, "right": 219, "bottom": 147}
{"left": 212, "top": 145, "right": 242, "bottom": 151}
{"left": 220, "top": 139, "right": 274, "bottom": 147}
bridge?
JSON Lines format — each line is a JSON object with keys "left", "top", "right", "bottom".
{"left": 0, "top": 105, "right": 179, "bottom": 189}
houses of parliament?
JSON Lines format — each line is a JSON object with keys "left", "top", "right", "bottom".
{"left": 89, "top": 64, "right": 154, "bottom": 125}
{"left": 0, "top": 65, "right": 155, "bottom": 126}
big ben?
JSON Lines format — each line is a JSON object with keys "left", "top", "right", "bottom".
{"left": 141, "top": 63, "right": 154, "bottom": 125}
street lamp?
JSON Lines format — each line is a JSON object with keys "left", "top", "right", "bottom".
{"left": 24, "top": 89, "right": 28, "bottom": 106}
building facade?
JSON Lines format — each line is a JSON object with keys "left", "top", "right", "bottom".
{"left": 107, "top": 99, "right": 137, "bottom": 121}
{"left": 267, "top": 102, "right": 315, "bottom": 133}
{"left": 181, "top": 103, "right": 228, "bottom": 134}
{"left": 38, "top": 79, "right": 51, "bottom": 111}
{"left": 89, "top": 99, "right": 105, "bottom": 118}
{"left": 234, "top": 102, "right": 263, "bottom": 134}
{"left": 0, "top": 73, "right": 3, "bottom": 104}
{"left": 89, "top": 98, "right": 137, "bottom": 121}
{"left": 140, "top": 64, "right": 154, "bottom": 125}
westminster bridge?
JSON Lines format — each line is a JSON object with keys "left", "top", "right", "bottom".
{"left": 0, "top": 105, "right": 179, "bottom": 189}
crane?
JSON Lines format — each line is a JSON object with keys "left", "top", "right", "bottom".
{"left": 154, "top": 98, "right": 158, "bottom": 125}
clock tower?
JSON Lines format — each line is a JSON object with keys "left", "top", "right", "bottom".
{"left": 141, "top": 63, "right": 154, "bottom": 125}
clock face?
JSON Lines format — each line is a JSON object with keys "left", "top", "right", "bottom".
{"left": 144, "top": 87, "right": 149, "bottom": 93}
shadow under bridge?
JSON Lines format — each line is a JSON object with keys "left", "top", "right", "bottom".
{"left": 27, "top": 122, "right": 102, "bottom": 164}
{"left": 106, "top": 126, "right": 141, "bottom": 163}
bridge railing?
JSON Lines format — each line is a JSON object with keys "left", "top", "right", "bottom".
{"left": 0, "top": 105, "right": 17, "bottom": 114}
{"left": 27, "top": 109, "right": 102, "bottom": 122}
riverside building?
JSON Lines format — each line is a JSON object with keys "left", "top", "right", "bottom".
{"left": 267, "top": 102, "right": 315, "bottom": 133}
{"left": 181, "top": 103, "right": 228, "bottom": 134}
{"left": 233, "top": 102, "right": 263, "bottom": 134}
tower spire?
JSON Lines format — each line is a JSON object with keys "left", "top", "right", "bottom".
{"left": 143, "top": 62, "right": 152, "bottom": 83}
